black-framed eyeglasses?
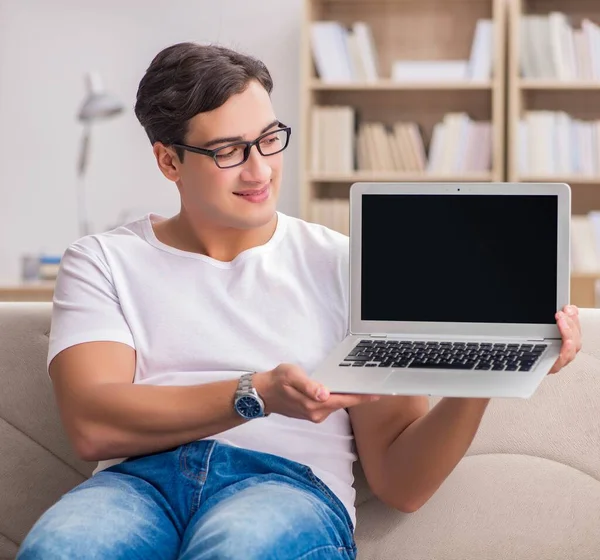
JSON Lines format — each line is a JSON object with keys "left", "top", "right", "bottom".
{"left": 172, "top": 122, "right": 292, "bottom": 169}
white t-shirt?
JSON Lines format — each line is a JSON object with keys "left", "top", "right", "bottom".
{"left": 48, "top": 212, "right": 358, "bottom": 525}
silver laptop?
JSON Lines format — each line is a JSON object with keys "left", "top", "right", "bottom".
{"left": 311, "top": 182, "right": 571, "bottom": 399}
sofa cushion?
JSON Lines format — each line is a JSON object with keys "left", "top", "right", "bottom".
{"left": 355, "top": 453, "right": 600, "bottom": 559}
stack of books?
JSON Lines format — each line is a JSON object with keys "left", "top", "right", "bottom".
{"left": 356, "top": 122, "right": 426, "bottom": 173}
{"left": 310, "top": 19, "right": 494, "bottom": 82}
{"left": 518, "top": 111, "right": 600, "bottom": 176}
{"left": 310, "top": 21, "right": 379, "bottom": 82}
{"left": 427, "top": 113, "right": 492, "bottom": 174}
{"left": 520, "top": 13, "right": 600, "bottom": 80}
{"left": 310, "top": 107, "right": 492, "bottom": 174}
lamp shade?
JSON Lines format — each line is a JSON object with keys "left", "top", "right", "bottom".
{"left": 77, "top": 71, "right": 123, "bottom": 122}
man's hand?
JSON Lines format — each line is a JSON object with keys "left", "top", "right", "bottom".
{"left": 550, "top": 304, "right": 583, "bottom": 374}
{"left": 253, "top": 363, "right": 378, "bottom": 423}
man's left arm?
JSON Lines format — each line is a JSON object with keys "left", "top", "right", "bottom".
{"left": 349, "top": 304, "right": 582, "bottom": 513}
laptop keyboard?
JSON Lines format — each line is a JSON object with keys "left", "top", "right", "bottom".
{"left": 340, "top": 339, "right": 548, "bottom": 372}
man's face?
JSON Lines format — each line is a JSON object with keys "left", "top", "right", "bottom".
{"left": 170, "top": 80, "right": 283, "bottom": 230}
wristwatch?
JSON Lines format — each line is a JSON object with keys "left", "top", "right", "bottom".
{"left": 234, "top": 373, "right": 267, "bottom": 420}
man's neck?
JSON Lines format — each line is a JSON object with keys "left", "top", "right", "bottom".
{"left": 153, "top": 211, "right": 278, "bottom": 262}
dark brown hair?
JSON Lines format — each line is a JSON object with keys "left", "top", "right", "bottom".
{"left": 134, "top": 42, "right": 273, "bottom": 160}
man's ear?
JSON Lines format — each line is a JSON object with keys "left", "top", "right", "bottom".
{"left": 153, "top": 142, "right": 181, "bottom": 182}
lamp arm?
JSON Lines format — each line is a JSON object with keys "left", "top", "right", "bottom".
{"left": 77, "top": 125, "right": 91, "bottom": 237}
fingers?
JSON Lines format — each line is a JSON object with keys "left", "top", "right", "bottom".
{"left": 557, "top": 306, "right": 581, "bottom": 358}
{"left": 549, "top": 338, "right": 575, "bottom": 374}
{"left": 564, "top": 305, "right": 583, "bottom": 352}
{"left": 269, "top": 364, "right": 380, "bottom": 423}
{"left": 274, "top": 363, "right": 329, "bottom": 402}
{"left": 550, "top": 306, "right": 580, "bottom": 374}
{"left": 325, "top": 393, "right": 380, "bottom": 409}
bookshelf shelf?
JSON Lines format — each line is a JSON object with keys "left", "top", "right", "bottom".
{"left": 301, "top": 0, "right": 507, "bottom": 229}
{"left": 519, "top": 176, "right": 600, "bottom": 185}
{"left": 310, "top": 79, "right": 494, "bottom": 91}
{"left": 310, "top": 172, "right": 494, "bottom": 183}
{"left": 519, "top": 80, "right": 600, "bottom": 91}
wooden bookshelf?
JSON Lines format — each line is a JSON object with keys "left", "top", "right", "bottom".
{"left": 571, "top": 272, "right": 600, "bottom": 308}
{"left": 507, "top": 0, "right": 600, "bottom": 211}
{"left": 300, "top": 0, "right": 507, "bottom": 222}
{"left": 507, "top": 0, "right": 600, "bottom": 306}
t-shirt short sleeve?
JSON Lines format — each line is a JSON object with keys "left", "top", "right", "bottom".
{"left": 47, "top": 240, "right": 135, "bottom": 370}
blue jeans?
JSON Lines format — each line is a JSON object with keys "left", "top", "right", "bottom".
{"left": 17, "top": 440, "right": 356, "bottom": 560}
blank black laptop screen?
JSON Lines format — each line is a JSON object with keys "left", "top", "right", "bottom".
{"left": 361, "top": 194, "right": 558, "bottom": 324}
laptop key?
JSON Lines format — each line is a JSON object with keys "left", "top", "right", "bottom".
{"left": 409, "top": 361, "right": 475, "bottom": 370}
{"left": 339, "top": 363, "right": 351, "bottom": 367}
{"left": 352, "top": 362, "right": 365, "bottom": 367}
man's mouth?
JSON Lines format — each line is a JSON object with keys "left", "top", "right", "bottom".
{"left": 233, "top": 184, "right": 269, "bottom": 197}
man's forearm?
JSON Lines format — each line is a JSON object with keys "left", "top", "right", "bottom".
{"left": 381, "top": 397, "right": 490, "bottom": 512}
{"left": 61, "top": 380, "right": 247, "bottom": 462}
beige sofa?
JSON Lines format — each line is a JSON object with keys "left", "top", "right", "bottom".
{"left": 1, "top": 302, "right": 599, "bottom": 559}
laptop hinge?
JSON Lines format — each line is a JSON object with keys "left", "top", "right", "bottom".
{"left": 369, "top": 334, "right": 388, "bottom": 338}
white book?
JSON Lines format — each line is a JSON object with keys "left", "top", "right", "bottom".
{"left": 571, "top": 215, "right": 600, "bottom": 271}
{"left": 588, "top": 212, "right": 600, "bottom": 264}
{"left": 554, "top": 111, "right": 572, "bottom": 175}
{"left": 520, "top": 18, "right": 536, "bottom": 77}
{"left": 526, "top": 111, "right": 555, "bottom": 175}
{"left": 352, "top": 22, "right": 379, "bottom": 81}
{"left": 388, "top": 129, "right": 405, "bottom": 172}
{"left": 346, "top": 30, "right": 368, "bottom": 81}
{"left": 574, "top": 29, "right": 593, "bottom": 80}
{"left": 523, "top": 16, "right": 541, "bottom": 77}
{"left": 580, "top": 121, "right": 595, "bottom": 176}
{"left": 439, "top": 113, "right": 470, "bottom": 173}
{"left": 560, "top": 16, "right": 578, "bottom": 80}
{"left": 570, "top": 118, "right": 582, "bottom": 174}
{"left": 392, "top": 60, "right": 468, "bottom": 82}
{"left": 356, "top": 126, "right": 370, "bottom": 171}
{"left": 468, "top": 19, "right": 494, "bottom": 80}
{"left": 427, "top": 122, "right": 446, "bottom": 173}
{"left": 365, "top": 124, "right": 383, "bottom": 171}
{"left": 548, "top": 12, "right": 570, "bottom": 80}
{"left": 581, "top": 19, "right": 600, "bottom": 80}
{"left": 310, "top": 22, "right": 353, "bottom": 82}
{"left": 406, "top": 123, "right": 427, "bottom": 172}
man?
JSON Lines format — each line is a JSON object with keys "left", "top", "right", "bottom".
{"left": 18, "top": 43, "right": 582, "bottom": 560}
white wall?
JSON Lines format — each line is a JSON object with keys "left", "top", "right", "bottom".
{"left": 0, "top": 0, "right": 303, "bottom": 284}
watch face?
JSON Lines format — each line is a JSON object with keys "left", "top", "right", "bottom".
{"left": 235, "top": 395, "right": 263, "bottom": 419}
